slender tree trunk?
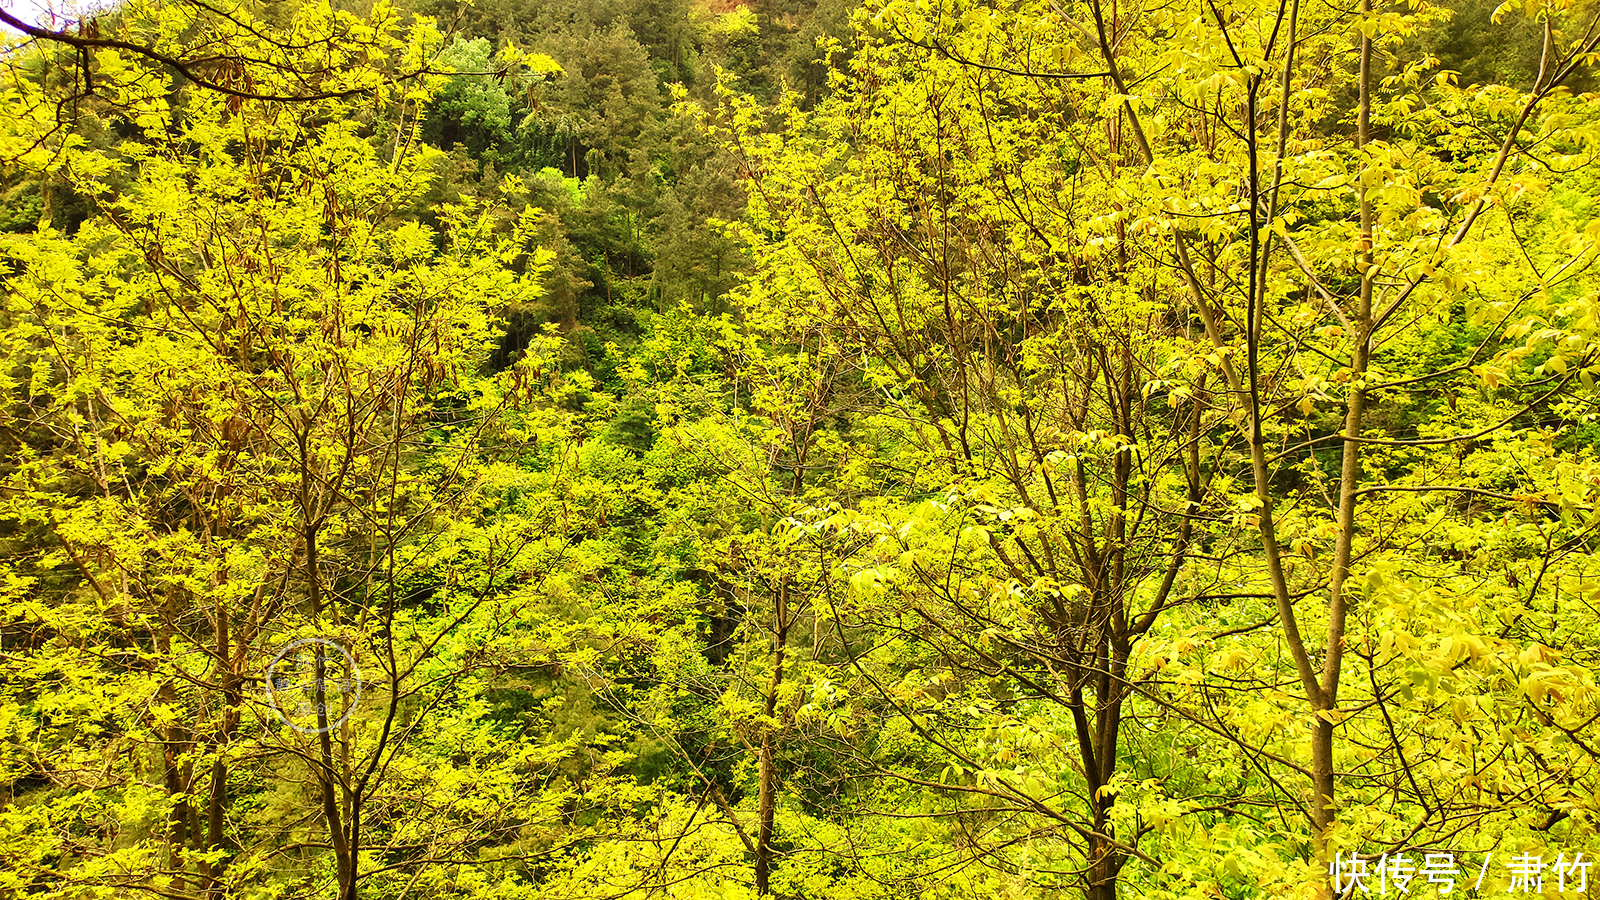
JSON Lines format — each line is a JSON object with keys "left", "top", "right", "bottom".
{"left": 158, "top": 607, "right": 190, "bottom": 892}
{"left": 1313, "top": 0, "right": 1376, "bottom": 848}
{"left": 1084, "top": 700, "right": 1122, "bottom": 900}
{"left": 309, "top": 528, "right": 354, "bottom": 900}
{"left": 162, "top": 704, "right": 189, "bottom": 890}
{"left": 754, "top": 576, "right": 790, "bottom": 896}
{"left": 299, "top": 424, "right": 355, "bottom": 900}
{"left": 185, "top": 758, "right": 201, "bottom": 853}
{"left": 754, "top": 735, "right": 777, "bottom": 895}
{"left": 202, "top": 603, "right": 242, "bottom": 897}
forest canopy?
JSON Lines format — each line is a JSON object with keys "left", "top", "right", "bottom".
{"left": 1, "top": 0, "right": 1598, "bottom": 896}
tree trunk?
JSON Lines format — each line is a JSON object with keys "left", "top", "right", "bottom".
{"left": 754, "top": 576, "right": 790, "bottom": 896}
{"left": 1312, "top": 0, "right": 1375, "bottom": 852}
{"left": 300, "top": 431, "right": 355, "bottom": 900}
{"left": 202, "top": 603, "right": 242, "bottom": 896}
{"left": 754, "top": 733, "right": 777, "bottom": 895}
{"left": 162, "top": 713, "right": 189, "bottom": 891}
{"left": 158, "top": 609, "right": 190, "bottom": 892}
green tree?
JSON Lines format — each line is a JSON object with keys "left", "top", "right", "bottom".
{"left": 706, "top": 0, "right": 1600, "bottom": 894}
{"left": 0, "top": 20, "right": 625, "bottom": 898}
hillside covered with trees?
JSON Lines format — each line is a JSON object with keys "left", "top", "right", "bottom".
{"left": 1, "top": 0, "right": 1598, "bottom": 896}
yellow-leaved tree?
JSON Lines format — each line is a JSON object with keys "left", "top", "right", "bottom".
{"left": 704, "top": 0, "right": 1600, "bottom": 894}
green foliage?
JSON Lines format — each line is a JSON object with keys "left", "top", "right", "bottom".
{"left": 424, "top": 38, "right": 517, "bottom": 158}
{"left": 5, "top": 0, "right": 1600, "bottom": 897}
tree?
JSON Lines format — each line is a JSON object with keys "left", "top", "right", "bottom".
{"left": 0, "top": 35, "right": 613, "bottom": 898}
{"left": 709, "top": 34, "right": 1229, "bottom": 894}
{"left": 0, "top": 0, "right": 449, "bottom": 104}
{"left": 706, "top": 0, "right": 1600, "bottom": 893}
